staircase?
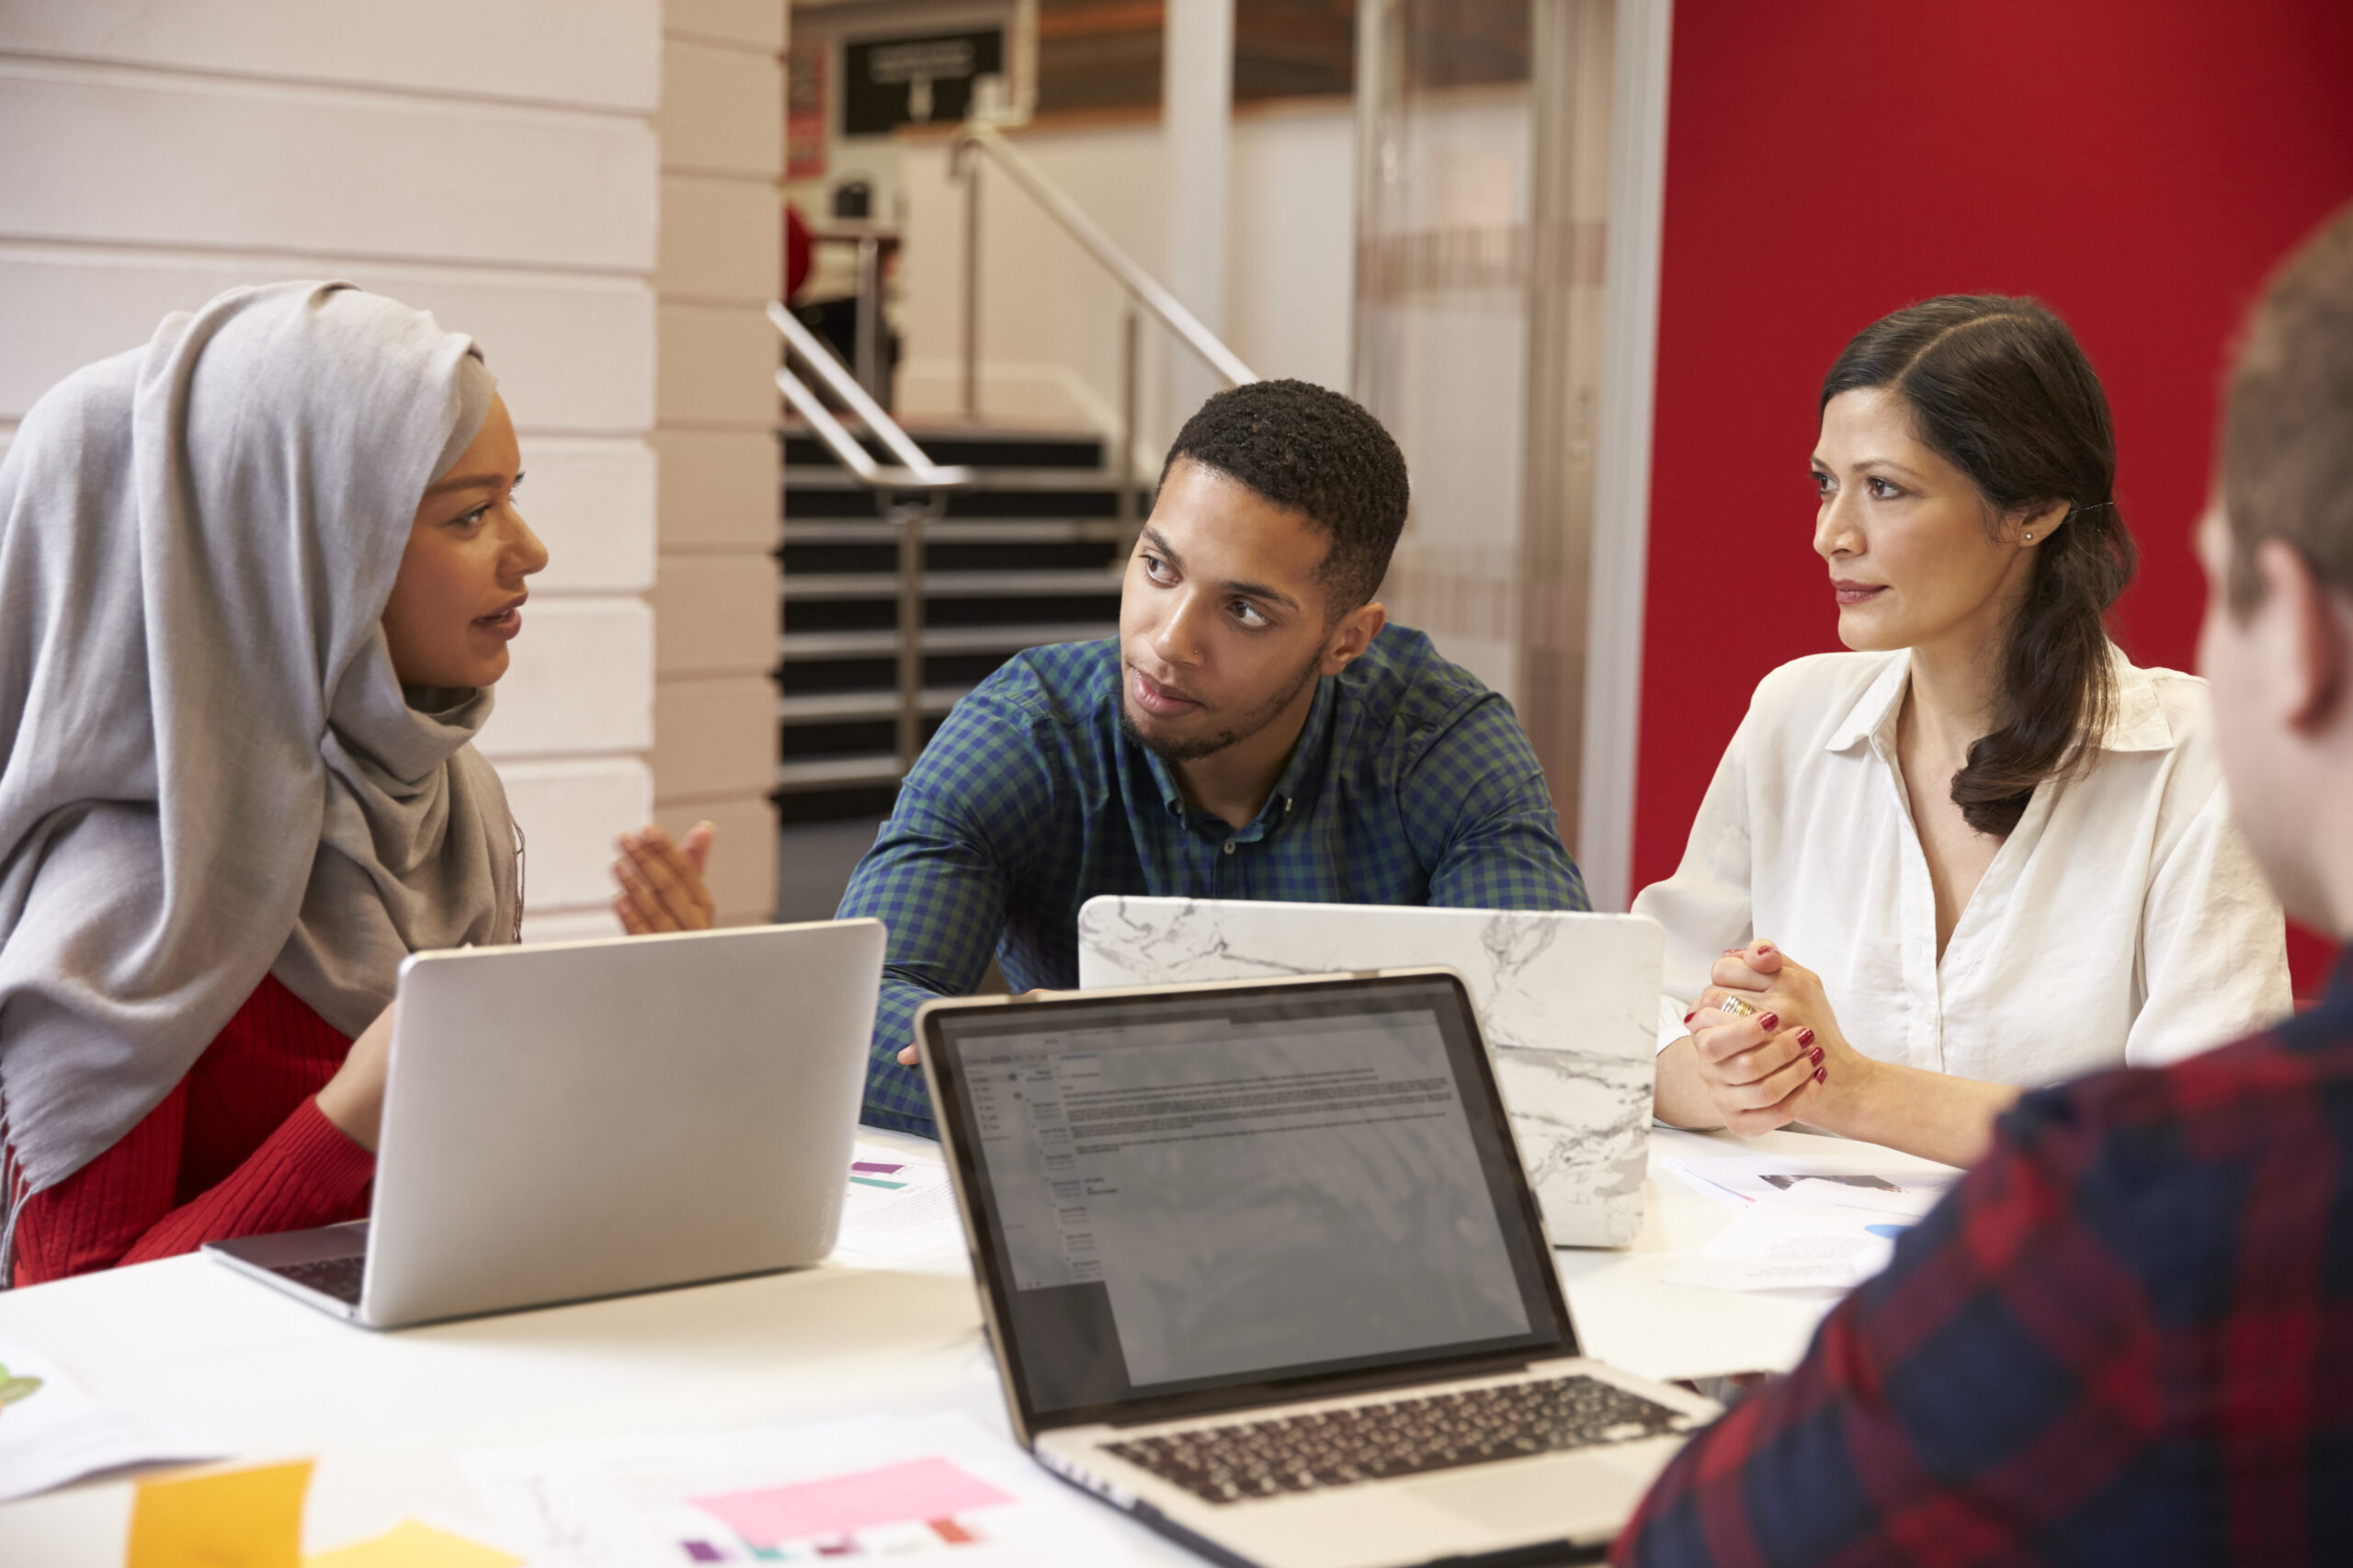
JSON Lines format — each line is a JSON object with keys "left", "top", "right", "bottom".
{"left": 775, "top": 424, "right": 1145, "bottom": 825}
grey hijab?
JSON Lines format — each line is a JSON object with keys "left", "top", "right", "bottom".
{"left": 0, "top": 281, "right": 519, "bottom": 1239}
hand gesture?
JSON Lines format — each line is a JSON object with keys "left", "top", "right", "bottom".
{"left": 610, "top": 821, "right": 716, "bottom": 935}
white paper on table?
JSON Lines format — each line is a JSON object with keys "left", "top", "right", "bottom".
{"left": 1660, "top": 1181, "right": 1945, "bottom": 1295}
{"left": 0, "top": 1332, "right": 226, "bottom": 1502}
{"left": 1664, "top": 1154, "right": 1958, "bottom": 1213}
{"left": 834, "top": 1142, "right": 965, "bottom": 1261}
{"left": 463, "top": 1410, "right": 1151, "bottom": 1567}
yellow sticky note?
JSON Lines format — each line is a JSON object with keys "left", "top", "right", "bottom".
{"left": 127, "top": 1459, "right": 313, "bottom": 1568}
{"left": 303, "top": 1519, "right": 521, "bottom": 1568}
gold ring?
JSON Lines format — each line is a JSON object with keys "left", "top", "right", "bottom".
{"left": 1718, "top": 996, "right": 1756, "bottom": 1017}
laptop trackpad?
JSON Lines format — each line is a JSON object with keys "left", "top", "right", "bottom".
{"left": 1404, "top": 1453, "right": 1648, "bottom": 1537}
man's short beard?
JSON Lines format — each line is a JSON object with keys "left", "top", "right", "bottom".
{"left": 1119, "top": 651, "right": 1324, "bottom": 764}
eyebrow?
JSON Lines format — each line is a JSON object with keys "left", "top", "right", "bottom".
{"left": 1811, "top": 454, "right": 1927, "bottom": 482}
{"left": 426, "top": 470, "right": 508, "bottom": 498}
{"left": 1141, "top": 526, "right": 1303, "bottom": 613}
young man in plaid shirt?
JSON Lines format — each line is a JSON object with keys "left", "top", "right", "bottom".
{"left": 838, "top": 381, "right": 1588, "bottom": 1135}
{"left": 1616, "top": 205, "right": 2353, "bottom": 1567}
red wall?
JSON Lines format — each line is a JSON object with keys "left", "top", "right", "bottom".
{"left": 1636, "top": 0, "right": 2353, "bottom": 991}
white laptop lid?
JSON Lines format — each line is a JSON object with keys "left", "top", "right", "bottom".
{"left": 358, "top": 919, "right": 883, "bottom": 1326}
{"left": 1077, "top": 899, "right": 1659, "bottom": 1247}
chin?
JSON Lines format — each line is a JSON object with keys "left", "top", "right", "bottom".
{"left": 1834, "top": 608, "right": 1904, "bottom": 653}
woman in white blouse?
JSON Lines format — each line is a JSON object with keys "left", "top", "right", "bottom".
{"left": 1637, "top": 294, "right": 2290, "bottom": 1167}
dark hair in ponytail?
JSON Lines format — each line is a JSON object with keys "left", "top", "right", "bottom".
{"left": 1821, "top": 296, "right": 2136, "bottom": 836}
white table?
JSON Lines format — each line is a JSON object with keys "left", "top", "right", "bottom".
{"left": 0, "top": 1125, "right": 1951, "bottom": 1562}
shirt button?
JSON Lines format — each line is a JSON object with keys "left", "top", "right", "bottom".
{"left": 1222, "top": 841, "right": 1235, "bottom": 855}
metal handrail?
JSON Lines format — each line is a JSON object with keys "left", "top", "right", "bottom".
{"left": 949, "top": 121, "right": 1259, "bottom": 392}
{"left": 767, "top": 301, "right": 974, "bottom": 774}
{"left": 767, "top": 301, "right": 974, "bottom": 490}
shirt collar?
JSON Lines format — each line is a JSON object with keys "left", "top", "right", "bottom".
{"left": 2097, "top": 653, "right": 2174, "bottom": 753}
{"left": 1824, "top": 653, "right": 1912, "bottom": 754}
{"left": 1824, "top": 644, "right": 2173, "bottom": 756}
{"left": 1142, "top": 670, "right": 1337, "bottom": 832}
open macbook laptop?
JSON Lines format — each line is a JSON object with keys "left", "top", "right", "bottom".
{"left": 1078, "top": 898, "right": 1662, "bottom": 1248}
{"left": 206, "top": 919, "right": 884, "bottom": 1329}
{"left": 917, "top": 970, "right": 1714, "bottom": 1568}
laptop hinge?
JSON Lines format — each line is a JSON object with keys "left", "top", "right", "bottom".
{"left": 1094, "top": 1352, "right": 1549, "bottom": 1430}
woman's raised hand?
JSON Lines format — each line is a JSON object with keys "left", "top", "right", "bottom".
{"left": 610, "top": 821, "right": 717, "bottom": 934}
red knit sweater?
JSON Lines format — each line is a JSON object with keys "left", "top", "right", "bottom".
{"left": 11, "top": 974, "right": 377, "bottom": 1286}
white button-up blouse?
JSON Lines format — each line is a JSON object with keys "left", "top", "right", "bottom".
{"left": 1631, "top": 650, "right": 2292, "bottom": 1085}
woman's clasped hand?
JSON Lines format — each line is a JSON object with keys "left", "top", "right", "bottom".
{"left": 1679, "top": 941, "right": 1854, "bottom": 1136}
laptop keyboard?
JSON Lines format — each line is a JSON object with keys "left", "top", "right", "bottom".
{"left": 1104, "top": 1375, "right": 1689, "bottom": 1505}
{"left": 270, "top": 1255, "right": 366, "bottom": 1307}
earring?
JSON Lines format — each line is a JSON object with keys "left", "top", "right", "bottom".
{"left": 2024, "top": 532, "right": 2035, "bottom": 541}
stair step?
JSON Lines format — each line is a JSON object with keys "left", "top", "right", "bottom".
{"left": 777, "top": 685, "right": 973, "bottom": 722}
{"left": 783, "top": 517, "right": 1131, "bottom": 545}
{"left": 775, "top": 754, "right": 904, "bottom": 791}
{"left": 778, "top": 621, "right": 1115, "bottom": 660}
{"left": 782, "top": 568, "right": 1124, "bottom": 601}
{"left": 782, "top": 426, "right": 1105, "bottom": 471}
{"left": 785, "top": 465, "right": 1135, "bottom": 494}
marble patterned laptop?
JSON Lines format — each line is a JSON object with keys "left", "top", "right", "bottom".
{"left": 1075, "top": 897, "right": 1660, "bottom": 1248}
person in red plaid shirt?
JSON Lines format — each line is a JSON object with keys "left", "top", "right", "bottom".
{"left": 1615, "top": 201, "right": 2353, "bottom": 1566}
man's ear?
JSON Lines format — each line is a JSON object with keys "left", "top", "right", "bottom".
{"left": 1321, "top": 600, "right": 1387, "bottom": 675}
{"left": 2253, "top": 538, "right": 2353, "bottom": 733}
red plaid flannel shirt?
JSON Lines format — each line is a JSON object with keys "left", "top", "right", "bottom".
{"left": 1616, "top": 963, "right": 2353, "bottom": 1567}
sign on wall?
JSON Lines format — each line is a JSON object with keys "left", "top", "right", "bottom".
{"left": 842, "top": 29, "right": 1006, "bottom": 135}
{"left": 787, "top": 40, "right": 828, "bottom": 180}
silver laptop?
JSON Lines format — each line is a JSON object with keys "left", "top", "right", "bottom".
{"left": 206, "top": 919, "right": 883, "bottom": 1329}
{"left": 916, "top": 970, "right": 1715, "bottom": 1568}
{"left": 1078, "top": 898, "right": 1661, "bottom": 1247}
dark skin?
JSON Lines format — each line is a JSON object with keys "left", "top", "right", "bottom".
{"left": 315, "top": 399, "right": 720, "bottom": 1151}
{"left": 896, "top": 458, "right": 1386, "bottom": 1064}
{"left": 1115, "top": 459, "right": 1387, "bottom": 826}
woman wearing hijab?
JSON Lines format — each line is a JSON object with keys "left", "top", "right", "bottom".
{"left": 0, "top": 281, "right": 709, "bottom": 1286}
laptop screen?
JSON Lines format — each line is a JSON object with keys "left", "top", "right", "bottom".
{"left": 923, "top": 972, "right": 1574, "bottom": 1431}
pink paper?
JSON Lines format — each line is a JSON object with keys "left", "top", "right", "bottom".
{"left": 691, "top": 1456, "right": 1013, "bottom": 1546}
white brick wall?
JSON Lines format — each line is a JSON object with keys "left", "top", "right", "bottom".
{"left": 0, "top": 2, "right": 665, "bottom": 942}
{"left": 651, "top": 2, "right": 784, "bottom": 927}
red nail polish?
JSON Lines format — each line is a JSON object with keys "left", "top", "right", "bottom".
{"left": 1810, "top": 1047, "right": 1824, "bottom": 1066}
{"left": 1814, "top": 1066, "right": 1828, "bottom": 1083}
{"left": 1683, "top": 1011, "right": 1696, "bottom": 1026}
{"left": 1757, "top": 1012, "right": 1779, "bottom": 1033}
{"left": 1798, "top": 1028, "right": 1815, "bottom": 1047}
{"left": 1757, "top": 942, "right": 1775, "bottom": 954}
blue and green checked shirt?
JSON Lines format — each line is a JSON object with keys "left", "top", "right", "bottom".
{"left": 835, "top": 626, "right": 1590, "bottom": 1135}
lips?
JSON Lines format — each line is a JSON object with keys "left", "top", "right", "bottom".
{"left": 1128, "top": 663, "right": 1201, "bottom": 718}
{"left": 1832, "top": 580, "right": 1888, "bottom": 606}
{"left": 474, "top": 595, "right": 527, "bottom": 641}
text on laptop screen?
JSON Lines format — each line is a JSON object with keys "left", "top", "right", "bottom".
{"left": 932, "top": 978, "right": 1567, "bottom": 1417}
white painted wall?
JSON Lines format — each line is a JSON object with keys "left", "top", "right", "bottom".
{"left": 1162, "top": 0, "right": 1234, "bottom": 426}
{"left": 895, "top": 100, "right": 1355, "bottom": 449}
{"left": 0, "top": 1, "right": 663, "bottom": 942}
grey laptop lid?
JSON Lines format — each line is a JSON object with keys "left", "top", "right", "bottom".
{"left": 1077, "top": 899, "right": 1660, "bottom": 1247}
{"left": 353, "top": 919, "right": 883, "bottom": 1326}
{"left": 915, "top": 970, "right": 1578, "bottom": 1448}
